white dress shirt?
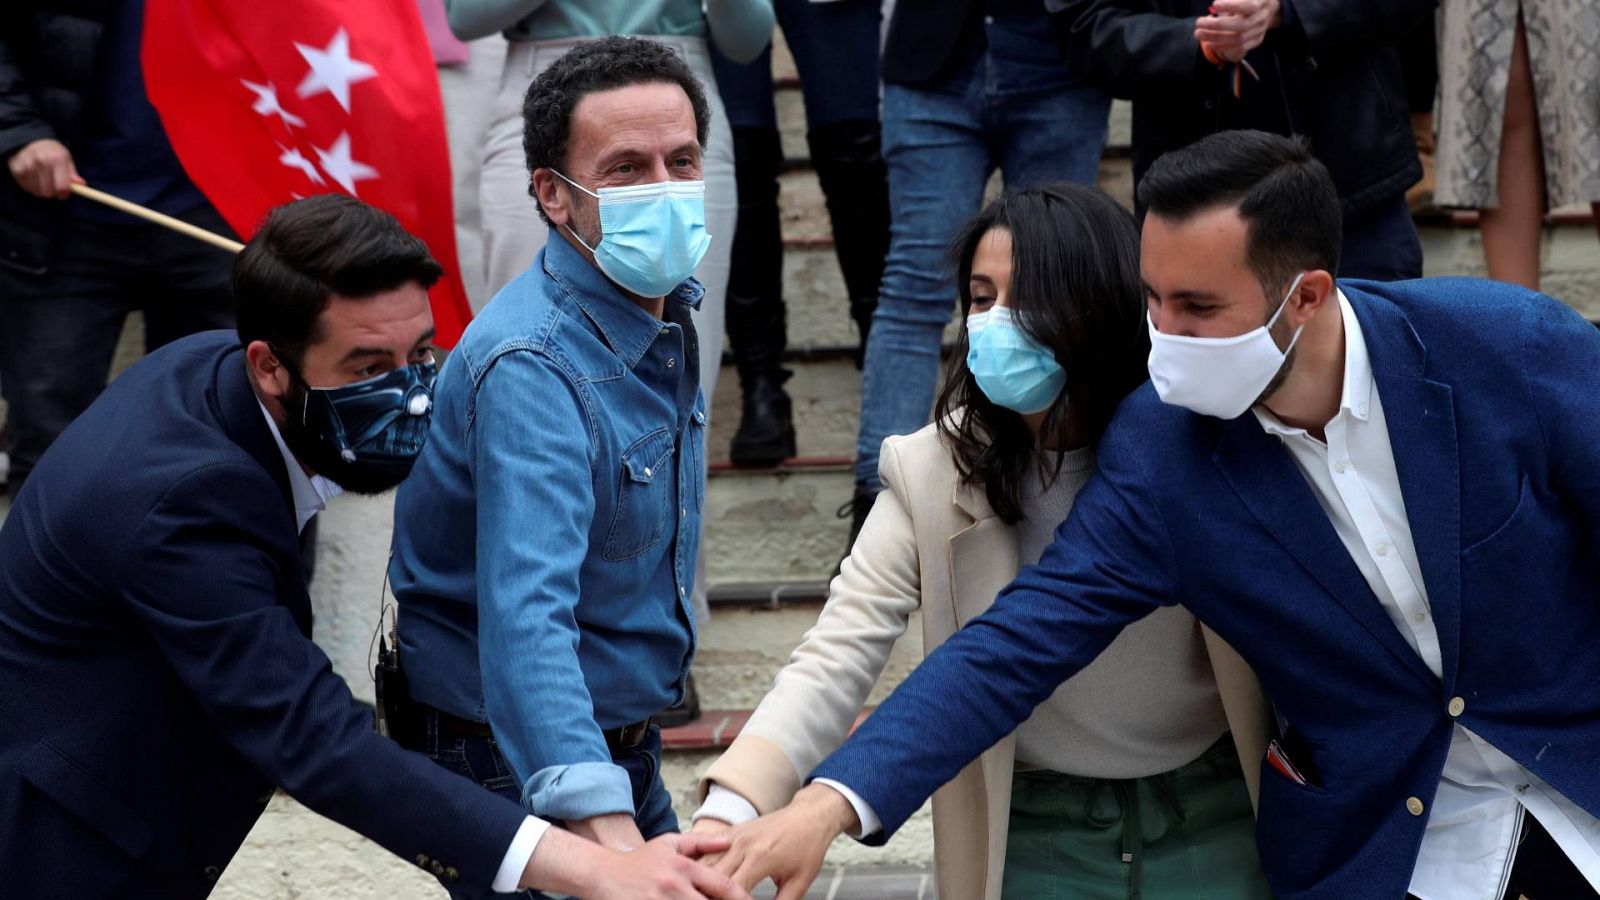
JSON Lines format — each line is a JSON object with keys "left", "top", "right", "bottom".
{"left": 1253, "top": 291, "right": 1600, "bottom": 900}
{"left": 257, "top": 402, "right": 549, "bottom": 891}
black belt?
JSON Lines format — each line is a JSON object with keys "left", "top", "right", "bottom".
{"left": 433, "top": 708, "right": 653, "bottom": 753}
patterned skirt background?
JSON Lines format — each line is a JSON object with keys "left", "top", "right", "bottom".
{"left": 1435, "top": 0, "right": 1600, "bottom": 209}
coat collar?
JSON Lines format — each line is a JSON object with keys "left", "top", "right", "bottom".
{"left": 214, "top": 346, "right": 296, "bottom": 524}
{"left": 540, "top": 233, "right": 703, "bottom": 371}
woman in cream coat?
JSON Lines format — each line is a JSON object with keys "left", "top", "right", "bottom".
{"left": 692, "top": 184, "right": 1273, "bottom": 899}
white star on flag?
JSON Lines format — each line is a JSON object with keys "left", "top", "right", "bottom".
{"left": 294, "top": 28, "right": 376, "bottom": 113}
{"left": 314, "top": 132, "right": 378, "bottom": 194}
{"left": 277, "top": 145, "right": 325, "bottom": 185}
{"left": 242, "top": 79, "right": 305, "bottom": 129}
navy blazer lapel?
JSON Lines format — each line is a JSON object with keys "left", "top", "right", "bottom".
{"left": 1352, "top": 292, "right": 1464, "bottom": 689}
{"left": 1213, "top": 416, "right": 1438, "bottom": 685}
{"left": 213, "top": 344, "right": 299, "bottom": 534}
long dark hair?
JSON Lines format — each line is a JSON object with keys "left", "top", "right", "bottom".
{"left": 934, "top": 183, "right": 1147, "bottom": 524}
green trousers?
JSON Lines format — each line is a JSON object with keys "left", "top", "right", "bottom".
{"left": 1001, "top": 734, "right": 1273, "bottom": 900}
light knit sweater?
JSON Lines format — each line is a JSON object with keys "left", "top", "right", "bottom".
{"left": 1011, "top": 448, "right": 1230, "bottom": 777}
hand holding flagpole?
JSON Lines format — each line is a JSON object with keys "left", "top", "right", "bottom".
{"left": 69, "top": 183, "right": 245, "bottom": 254}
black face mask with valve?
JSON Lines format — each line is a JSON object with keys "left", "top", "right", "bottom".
{"left": 276, "top": 356, "right": 438, "bottom": 496}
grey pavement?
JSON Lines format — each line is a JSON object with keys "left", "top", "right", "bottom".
{"left": 750, "top": 866, "right": 936, "bottom": 900}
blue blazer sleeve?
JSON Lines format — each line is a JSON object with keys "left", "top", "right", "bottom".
{"left": 1521, "top": 295, "right": 1600, "bottom": 543}
{"left": 809, "top": 442, "right": 1183, "bottom": 837}
{"left": 119, "top": 462, "right": 527, "bottom": 891}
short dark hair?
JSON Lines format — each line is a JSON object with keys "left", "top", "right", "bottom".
{"left": 1136, "top": 130, "right": 1343, "bottom": 297}
{"left": 934, "top": 183, "right": 1149, "bottom": 525}
{"left": 233, "top": 194, "right": 442, "bottom": 366}
{"left": 521, "top": 36, "right": 711, "bottom": 224}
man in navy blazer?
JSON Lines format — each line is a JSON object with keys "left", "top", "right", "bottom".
{"left": 711, "top": 132, "right": 1600, "bottom": 900}
{"left": 0, "top": 195, "right": 743, "bottom": 899}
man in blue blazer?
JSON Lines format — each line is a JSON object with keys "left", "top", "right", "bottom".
{"left": 0, "top": 195, "right": 743, "bottom": 899}
{"left": 710, "top": 132, "right": 1600, "bottom": 899}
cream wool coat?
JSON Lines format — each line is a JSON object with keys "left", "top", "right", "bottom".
{"left": 700, "top": 422, "right": 1273, "bottom": 900}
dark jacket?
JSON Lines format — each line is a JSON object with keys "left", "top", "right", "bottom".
{"left": 0, "top": 0, "right": 109, "bottom": 273}
{"left": 1047, "top": 0, "right": 1437, "bottom": 213}
{"left": 0, "top": 332, "right": 527, "bottom": 898}
{"left": 882, "top": 0, "right": 1053, "bottom": 87}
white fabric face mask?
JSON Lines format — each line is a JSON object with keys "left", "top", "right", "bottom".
{"left": 1146, "top": 272, "right": 1307, "bottom": 419}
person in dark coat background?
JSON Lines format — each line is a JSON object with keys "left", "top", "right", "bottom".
{"left": 1046, "top": 0, "right": 1438, "bottom": 281}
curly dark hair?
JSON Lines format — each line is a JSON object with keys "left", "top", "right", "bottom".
{"left": 521, "top": 36, "right": 711, "bottom": 225}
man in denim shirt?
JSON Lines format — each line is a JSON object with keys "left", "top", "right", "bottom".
{"left": 389, "top": 38, "right": 713, "bottom": 877}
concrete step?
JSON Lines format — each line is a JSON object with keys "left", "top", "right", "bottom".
{"left": 708, "top": 357, "right": 869, "bottom": 462}
{"left": 689, "top": 599, "right": 926, "bottom": 715}
{"left": 703, "top": 462, "right": 854, "bottom": 585}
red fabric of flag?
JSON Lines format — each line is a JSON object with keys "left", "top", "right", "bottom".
{"left": 141, "top": 0, "right": 472, "bottom": 347}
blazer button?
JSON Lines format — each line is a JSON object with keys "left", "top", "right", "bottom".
{"left": 416, "top": 853, "right": 430, "bottom": 868}
{"left": 432, "top": 860, "right": 446, "bottom": 877}
{"left": 446, "top": 867, "right": 460, "bottom": 883}
{"left": 204, "top": 865, "right": 221, "bottom": 882}
{"left": 1406, "top": 796, "right": 1425, "bottom": 816}
{"left": 1448, "top": 697, "right": 1466, "bottom": 717}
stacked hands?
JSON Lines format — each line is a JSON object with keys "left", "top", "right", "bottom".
{"left": 690, "top": 784, "right": 863, "bottom": 899}
{"left": 1194, "top": 0, "right": 1283, "bottom": 64}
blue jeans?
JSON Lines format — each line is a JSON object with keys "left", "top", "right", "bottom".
{"left": 417, "top": 711, "right": 678, "bottom": 900}
{"left": 854, "top": 16, "right": 1111, "bottom": 489}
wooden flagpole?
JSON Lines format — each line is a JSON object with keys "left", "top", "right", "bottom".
{"left": 69, "top": 183, "right": 245, "bottom": 254}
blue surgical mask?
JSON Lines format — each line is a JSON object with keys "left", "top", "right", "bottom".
{"left": 554, "top": 171, "right": 711, "bottom": 298}
{"left": 965, "top": 306, "right": 1066, "bottom": 414}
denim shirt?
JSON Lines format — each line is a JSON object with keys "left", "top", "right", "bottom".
{"left": 390, "top": 235, "right": 705, "bottom": 822}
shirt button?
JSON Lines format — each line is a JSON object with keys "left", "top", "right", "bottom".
{"left": 1414, "top": 612, "right": 1428, "bottom": 624}
{"left": 1517, "top": 784, "right": 1531, "bottom": 795}
{"left": 660, "top": 326, "right": 670, "bottom": 335}
{"left": 1334, "top": 462, "right": 1348, "bottom": 474}
{"left": 667, "top": 358, "right": 676, "bottom": 368}
{"left": 1447, "top": 697, "right": 1465, "bottom": 717}
{"left": 1376, "top": 543, "right": 1389, "bottom": 557}
{"left": 644, "top": 467, "right": 653, "bottom": 477}
{"left": 1406, "top": 796, "right": 1425, "bottom": 816}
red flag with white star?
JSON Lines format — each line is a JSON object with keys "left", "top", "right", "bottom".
{"left": 140, "top": 0, "right": 473, "bottom": 347}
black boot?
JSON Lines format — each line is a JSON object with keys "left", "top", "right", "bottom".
{"left": 808, "top": 119, "right": 890, "bottom": 369}
{"left": 731, "top": 368, "right": 796, "bottom": 467}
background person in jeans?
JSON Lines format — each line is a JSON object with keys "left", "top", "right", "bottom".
{"left": 845, "top": 0, "right": 1112, "bottom": 542}
{"left": 389, "top": 39, "right": 713, "bottom": 896}
{"left": 0, "top": 0, "right": 238, "bottom": 500}
{"left": 709, "top": 0, "right": 889, "bottom": 466}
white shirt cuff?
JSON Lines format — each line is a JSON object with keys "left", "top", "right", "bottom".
{"left": 812, "top": 778, "right": 882, "bottom": 839}
{"left": 692, "top": 783, "right": 761, "bottom": 826}
{"left": 491, "top": 816, "right": 551, "bottom": 893}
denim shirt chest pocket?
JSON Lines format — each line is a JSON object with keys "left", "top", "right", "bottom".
{"left": 603, "top": 427, "right": 676, "bottom": 561}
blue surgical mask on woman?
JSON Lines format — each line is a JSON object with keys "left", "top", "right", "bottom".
{"left": 553, "top": 170, "right": 711, "bottom": 298}
{"left": 965, "top": 305, "right": 1067, "bottom": 414}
